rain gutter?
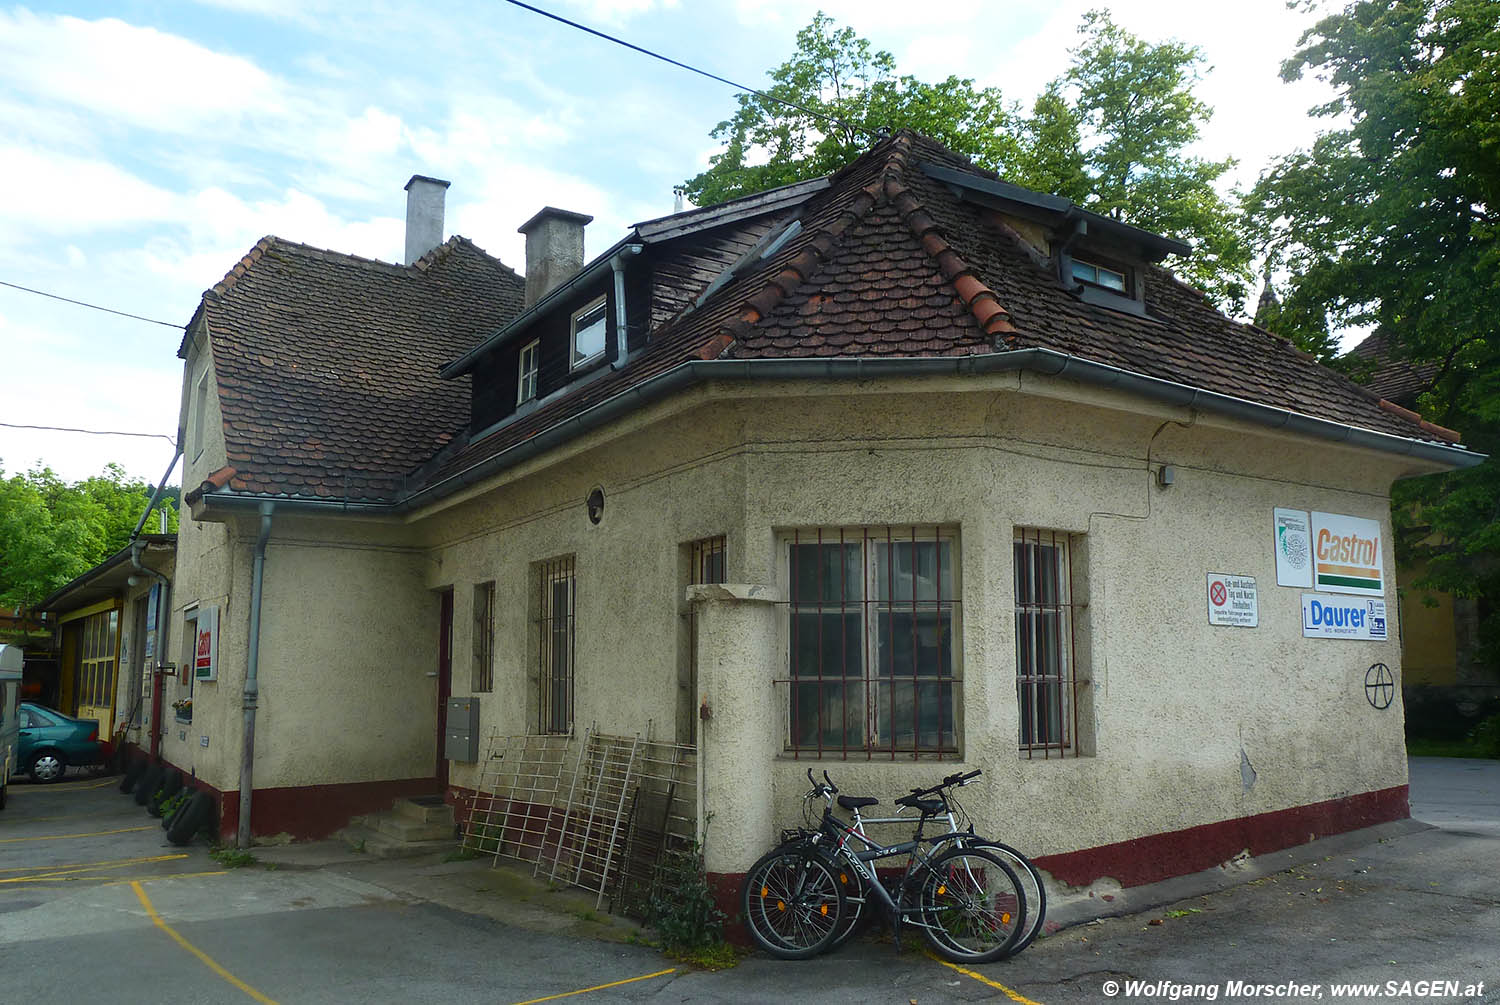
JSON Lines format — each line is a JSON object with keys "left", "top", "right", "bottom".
{"left": 198, "top": 349, "right": 1484, "bottom": 522}
{"left": 238, "top": 501, "right": 273, "bottom": 849}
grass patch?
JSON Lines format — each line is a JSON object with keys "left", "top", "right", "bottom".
{"left": 444, "top": 846, "right": 481, "bottom": 863}
{"left": 209, "top": 846, "right": 258, "bottom": 868}
{"left": 1407, "top": 738, "right": 1487, "bottom": 758}
{"left": 663, "top": 941, "right": 741, "bottom": 971}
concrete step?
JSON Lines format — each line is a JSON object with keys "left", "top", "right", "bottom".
{"left": 334, "top": 823, "right": 456, "bottom": 860}
{"left": 394, "top": 796, "right": 453, "bottom": 825}
{"left": 372, "top": 812, "right": 455, "bottom": 843}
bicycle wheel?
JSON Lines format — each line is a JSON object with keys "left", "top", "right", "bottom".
{"left": 741, "top": 847, "right": 847, "bottom": 959}
{"left": 918, "top": 847, "right": 1026, "bottom": 964}
{"left": 827, "top": 858, "right": 868, "bottom": 950}
{"left": 972, "top": 840, "right": 1046, "bottom": 955}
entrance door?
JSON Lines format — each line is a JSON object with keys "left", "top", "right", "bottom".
{"left": 435, "top": 588, "right": 453, "bottom": 787}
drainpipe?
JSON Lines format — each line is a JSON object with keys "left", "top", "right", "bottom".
{"left": 238, "top": 501, "right": 274, "bottom": 850}
{"left": 610, "top": 245, "right": 643, "bottom": 370}
{"left": 128, "top": 539, "right": 170, "bottom": 753}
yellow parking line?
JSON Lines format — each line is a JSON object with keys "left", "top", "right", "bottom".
{"left": 0, "top": 825, "right": 156, "bottom": 844}
{"left": 510, "top": 967, "right": 677, "bottom": 1005}
{"left": 131, "top": 880, "right": 279, "bottom": 1004}
{"left": 10, "top": 778, "right": 118, "bottom": 792}
{"left": 0, "top": 857, "right": 202, "bottom": 886}
{"left": 0, "top": 853, "right": 188, "bottom": 875}
{"left": 104, "top": 870, "right": 227, "bottom": 887}
{"left": 929, "top": 954, "right": 1044, "bottom": 1005}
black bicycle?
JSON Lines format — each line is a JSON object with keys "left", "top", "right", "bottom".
{"left": 741, "top": 769, "right": 1028, "bottom": 963}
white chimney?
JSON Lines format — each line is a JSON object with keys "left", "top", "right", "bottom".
{"left": 404, "top": 174, "right": 450, "bottom": 265}
{"left": 518, "top": 207, "right": 594, "bottom": 306}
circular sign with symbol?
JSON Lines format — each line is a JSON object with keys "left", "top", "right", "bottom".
{"left": 1209, "top": 581, "right": 1228, "bottom": 607}
{"left": 1365, "top": 663, "right": 1395, "bottom": 709}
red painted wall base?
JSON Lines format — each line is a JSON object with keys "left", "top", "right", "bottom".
{"left": 125, "top": 745, "right": 440, "bottom": 840}
{"left": 706, "top": 784, "right": 1409, "bottom": 934}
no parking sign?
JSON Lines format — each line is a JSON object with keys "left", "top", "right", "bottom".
{"left": 1206, "top": 573, "right": 1258, "bottom": 627}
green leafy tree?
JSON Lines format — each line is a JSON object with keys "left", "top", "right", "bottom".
{"left": 1245, "top": 0, "right": 1500, "bottom": 663}
{"left": 1020, "top": 11, "right": 1253, "bottom": 309}
{"left": 681, "top": 12, "right": 1016, "bottom": 207}
{"left": 0, "top": 462, "right": 178, "bottom": 611}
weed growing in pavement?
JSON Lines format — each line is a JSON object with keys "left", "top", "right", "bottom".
{"left": 159, "top": 790, "right": 189, "bottom": 820}
{"left": 209, "top": 846, "right": 258, "bottom": 868}
{"left": 642, "top": 842, "right": 733, "bottom": 969}
{"left": 443, "top": 846, "right": 481, "bottom": 863}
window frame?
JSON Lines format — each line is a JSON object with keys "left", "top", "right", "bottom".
{"left": 472, "top": 581, "right": 495, "bottom": 693}
{"left": 569, "top": 297, "right": 608, "bottom": 371}
{"left": 535, "top": 557, "right": 576, "bottom": 735}
{"left": 1013, "top": 528, "right": 1082, "bottom": 758}
{"left": 192, "top": 369, "right": 209, "bottom": 461}
{"left": 517, "top": 339, "right": 540, "bottom": 405}
{"left": 1070, "top": 257, "right": 1129, "bottom": 294}
{"left": 779, "top": 526, "right": 962, "bottom": 760}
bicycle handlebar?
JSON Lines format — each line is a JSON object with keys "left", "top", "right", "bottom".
{"left": 902, "top": 768, "right": 981, "bottom": 800}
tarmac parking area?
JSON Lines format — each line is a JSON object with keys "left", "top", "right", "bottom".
{"left": 1, "top": 760, "right": 1496, "bottom": 1004}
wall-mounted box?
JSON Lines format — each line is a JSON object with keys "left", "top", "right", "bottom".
{"left": 445, "top": 696, "right": 479, "bottom": 762}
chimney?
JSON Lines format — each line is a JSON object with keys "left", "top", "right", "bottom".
{"left": 518, "top": 207, "right": 594, "bottom": 306}
{"left": 404, "top": 174, "right": 450, "bottom": 265}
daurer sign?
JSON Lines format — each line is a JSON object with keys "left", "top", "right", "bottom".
{"left": 1302, "top": 594, "right": 1388, "bottom": 641}
{"left": 1310, "top": 512, "right": 1384, "bottom": 597}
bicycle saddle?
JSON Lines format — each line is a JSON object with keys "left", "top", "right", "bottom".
{"left": 837, "top": 795, "right": 879, "bottom": 811}
{"left": 894, "top": 793, "right": 946, "bottom": 814}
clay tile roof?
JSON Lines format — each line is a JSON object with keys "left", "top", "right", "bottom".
{"left": 1348, "top": 328, "right": 1443, "bottom": 409}
{"left": 195, "top": 235, "right": 524, "bottom": 502}
{"left": 197, "top": 130, "right": 1465, "bottom": 510}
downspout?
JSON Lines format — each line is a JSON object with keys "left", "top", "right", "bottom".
{"left": 128, "top": 449, "right": 179, "bottom": 756}
{"left": 610, "top": 244, "right": 643, "bottom": 370}
{"left": 238, "top": 501, "right": 274, "bottom": 850}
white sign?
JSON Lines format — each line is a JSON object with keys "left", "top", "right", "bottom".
{"left": 1301, "top": 594, "right": 1388, "bottom": 641}
{"left": 194, "top": 606, "right": 219, "bottom": 682}
{"left": 1207, "top": 573, "right": 1259, "bottom": 627}
{"left": 1273, "top": 508, "right": 1313, "bottom": 588}
{"left": 1310, "top": 512, "right": 1385, "bottom": 597}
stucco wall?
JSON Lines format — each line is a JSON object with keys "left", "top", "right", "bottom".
{"left": 408, "top": 374, "right": 1430, "bottom": 877}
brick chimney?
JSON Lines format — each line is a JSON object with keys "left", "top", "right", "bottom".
{"left": 518, "top": 207, "right": 594, "bottom": 306}
{"left": 404, "top": 175, "right": 450, "bottom": 265}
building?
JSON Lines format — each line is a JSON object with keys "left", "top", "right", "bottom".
{"left": 35, "top": 534, "right": 176, "bottom": 756}
{"left": 160, "top": 132, "right": 1479, "bottom": 907}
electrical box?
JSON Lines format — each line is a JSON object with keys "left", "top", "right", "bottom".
{"left": 445, "top": 696, "right": 479, "bottom": 762}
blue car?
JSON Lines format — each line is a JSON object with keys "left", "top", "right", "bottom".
{"left": 16, "top": 703, "right": 102, "bottom": 783}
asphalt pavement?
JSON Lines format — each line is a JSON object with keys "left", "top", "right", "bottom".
{"left": 0, "top": 759, "right": 1495, "bottom": 1004}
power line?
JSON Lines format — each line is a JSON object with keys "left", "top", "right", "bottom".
{"left": 498, "top": 0, "right": 876, "bottom": 142}
{"left": 0, "top": 279, "right": 182, "bottom": 329}
{"left": 0, "top": 421, "right": 176, "bottom": 444}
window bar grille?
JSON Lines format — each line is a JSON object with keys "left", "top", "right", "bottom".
{"left": 1068, "top": 532, "right": 1080, "bottom": 756}
{"left": 538, "top": 557, "right": 576, "bottom": 735}
{"left": 686, "top": 537, "right": 725, "bottom": 745}
{"left": 1017, "top": 529, "right": 1076, "bottom": 760}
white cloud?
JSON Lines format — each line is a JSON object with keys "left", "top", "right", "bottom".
{"left": 0, "top": 147, "right": 183, "bottom": 235}
{"left": 0, "top": 10, "right": 286, "bottom": 135}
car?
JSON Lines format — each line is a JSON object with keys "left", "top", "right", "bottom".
{"left": 16, "top": 703, "right": 102, "bottom": 783}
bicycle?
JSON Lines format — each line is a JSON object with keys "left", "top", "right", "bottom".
{"left": 741, "top": 768, "right": 1028, "bottom": 963}
{"left": 805, "top": 768, "right": 1048, "bottom": 957}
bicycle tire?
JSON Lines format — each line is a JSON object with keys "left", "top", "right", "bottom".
{"left": 969, "top": 840, "right": 1046, "bottom": 955}
{"left": 740, "top": 846, "right": 846, "bottom": 960}
{"left": 917, "top": 847, "right": 1027, "bottom": 964}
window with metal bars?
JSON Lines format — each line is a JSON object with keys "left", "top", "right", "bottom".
{"left": 535, "top": 557, "right": 575, "bottom": 735}
{"left": 782, "top": 527, "right": 960, "bottom": 759}
{"left": 681, "top": 536, "right": 726, "bottom": 744}
{"left": 1014, "top": 529, "right": 1081, "bottom": 757}
{"left": 472, "top": 582, "right": 495, "bottom": 693}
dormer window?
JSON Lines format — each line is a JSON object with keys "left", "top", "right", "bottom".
{"left": 517, "top": 339, "right": 539, "bottom": 405}
{"left": 1071, "top": 259, "right": 1128, "bottom": 294}
{"left": 571, "top": 297, "right": 607, "bottom": 370}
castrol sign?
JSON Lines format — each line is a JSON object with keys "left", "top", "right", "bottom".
{"left": 1310, "top": 512, "right": 1384, "bottom": 597}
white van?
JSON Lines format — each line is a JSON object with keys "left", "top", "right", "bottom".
{"left": 0, "top": 644, "right": 22, "bottom": 810}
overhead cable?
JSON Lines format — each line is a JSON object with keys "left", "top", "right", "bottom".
{"left": 497, "top": 0, "right": 876, "bottom": 142}
{"left": 0, "top": 421, "right": 176, "bottom": 443}
{"left": 0, "top": 279, "right": 182, "bottom": 329}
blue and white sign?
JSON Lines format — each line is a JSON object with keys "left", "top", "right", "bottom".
{"left": 1301, "top": 594, "right": 1388, "bottom": 641}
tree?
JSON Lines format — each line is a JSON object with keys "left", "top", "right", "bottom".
{"left": 0, "top": 463, "right": 178, "bottom": 611}
{"left": 1029, "top": 11, "right": 1252, "bottom": 309}
{"left": 681, "top": 12, "right": 1016, "bottom": 207}
{"left": 685, "top": 11, "right": 1253, "bottom": 310}
{"left": 1245, "top": 0, "right": 1500, "bottom": 663}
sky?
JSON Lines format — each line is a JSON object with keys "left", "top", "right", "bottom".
{"left": 0, "top": 0, "right": 1346, "bottom": 486}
